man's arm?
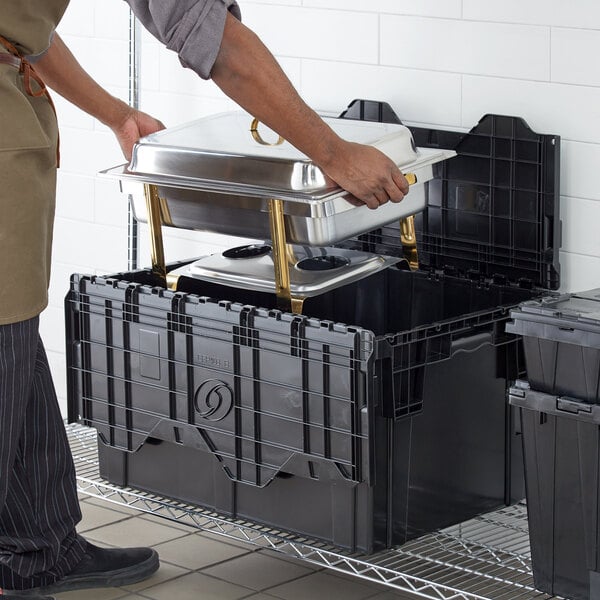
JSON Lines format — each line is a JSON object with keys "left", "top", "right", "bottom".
{"left": 212, "top": 12, "right": 409, "bottom": 209}
{"left": 35, "top": 17, "right": 409, "bottom": 209}
{"left": 34, "top": 34, "right": 164, "bottom": 160}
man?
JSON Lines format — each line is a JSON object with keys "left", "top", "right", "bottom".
{"left": 0, "top": 1, "right": 409, "bottom": 598}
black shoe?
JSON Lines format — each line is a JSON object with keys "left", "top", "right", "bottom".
{"left": 35, "top": 541, "right": 159, "bottom": 594}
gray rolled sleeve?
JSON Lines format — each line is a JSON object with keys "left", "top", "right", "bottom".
{"left": 125, "top": 0, "right": 241, "bottom": 79}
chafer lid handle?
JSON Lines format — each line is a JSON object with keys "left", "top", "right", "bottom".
{"left": 250, "top": 117, "right": 285, "bottom": 146}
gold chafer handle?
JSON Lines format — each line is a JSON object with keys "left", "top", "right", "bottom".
{"left": 250, "top": 118, "right": 285, "bottom": 146}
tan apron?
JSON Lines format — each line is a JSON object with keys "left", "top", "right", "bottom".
{"left": 0, "top": 0, "right": 69, "bottom": 325}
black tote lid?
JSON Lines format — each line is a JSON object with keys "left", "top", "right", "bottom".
{"left": 340, "top": 99, "right": 561, "bottom": 290}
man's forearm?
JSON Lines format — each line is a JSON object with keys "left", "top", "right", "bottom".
{"left": 211, "top": 13, "right": 342, "bottom": 172}
{"left": 211, "top": 13, "right": 408, "bottom": 208}
{"left": 34, "top": 34, "right": 130, "bottom": 130}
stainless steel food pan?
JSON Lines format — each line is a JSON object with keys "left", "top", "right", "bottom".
{"left": 101, "top": 111, "right": 456, "bottom": 246}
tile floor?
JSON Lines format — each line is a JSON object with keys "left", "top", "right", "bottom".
{"left": 59, "top": 495, "right": 421, "bottom": 600}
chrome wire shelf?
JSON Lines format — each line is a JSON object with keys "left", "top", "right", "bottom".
{"left": 68, "top": 423, "right": 558, "bottom": 600}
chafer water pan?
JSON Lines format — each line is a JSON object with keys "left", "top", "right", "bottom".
{"left": 168, "top": 244, "right": 403, "bottom": 297}
{"left": 101, "top": 111, "right": 456, "bottom": 246}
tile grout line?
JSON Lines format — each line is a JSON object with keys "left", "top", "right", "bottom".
{"left": 196, "top": 562, "right": 320, "bottom": 597}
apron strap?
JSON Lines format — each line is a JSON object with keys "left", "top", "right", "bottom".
{"left": 0, "top": 34, "right": 61, "bottom": 167}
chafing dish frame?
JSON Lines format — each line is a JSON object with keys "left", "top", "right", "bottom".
{"left": 142, "top": 173, "right": 417, "bottom": 312}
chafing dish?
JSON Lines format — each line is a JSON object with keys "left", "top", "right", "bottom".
{"left": 101, "top": 110, "right": 456, "bottom": 311}
{"left": 102, "top": 111, "right": 455, "bottom": 246}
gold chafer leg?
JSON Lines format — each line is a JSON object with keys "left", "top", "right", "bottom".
{"left": 143, "top": 183, "right": 169, "bottom": 288}
{"left": 399, "top": 172, "right": 419, "bottom": 270}
{"left": 268, "top": 198, "right": 303, "bottom": 313}
{"left": 399, "top": 215, "right": 419, "bottom": 271}
{"left": 290, "top": 297, "right": 305, "bottom": 314}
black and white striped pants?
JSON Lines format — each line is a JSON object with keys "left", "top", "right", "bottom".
{"left": 0, "top": 317, "right": 85, "bottom": 590}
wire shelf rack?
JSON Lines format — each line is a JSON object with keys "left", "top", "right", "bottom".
{"left": 68, "top": 423, "right": 558, "bottom": 600}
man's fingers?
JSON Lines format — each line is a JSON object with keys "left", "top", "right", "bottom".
{"left": 374, "top": 189, "right": 390, "bottom": 206}
{"left": 330, "top": 152, "right": 413, "bottom": 209}
{"left": 391, "top": 169, "right": 410, "bottom": 195}
{"left": 385, "top": 168, "right": 408, "bottom": 202}
{"left": 363, "top": 183, "right": 404, "bottom": 208}
{"left": 363, "top": 194, "right": 381, "bottom": 210}
{"left": 385, "top": 183, "right": 406, "bottom": 203}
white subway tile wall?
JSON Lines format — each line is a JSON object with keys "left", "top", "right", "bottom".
{"left": 461, "top": 76, "right": 600, "bottom": 144}
{"left": 304, "top": 0, "right": 462, "bottom": 18}
{"left": 45, "top": 0, "right": 600, "bottom": 414}
{"left": 381, "top": 17, "right": 550, "bottom": 81}
{"left": 462, "top": 1, "right": 600, "bottom": 29}
{"left": 551, "top": 28, "right": 600, "bottom": 87}
{"left": 243, "top": 5, "right": 380, "bottom": 63}
{"left": 301, "top": 60, "right": 462, "bottom": 126}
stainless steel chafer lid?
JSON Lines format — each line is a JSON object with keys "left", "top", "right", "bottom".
{"left": 109, "top": 110, "right": 455, "bottom": 204}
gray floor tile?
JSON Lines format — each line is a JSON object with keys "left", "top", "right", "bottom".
{"left": 82, "top": 496, "right": 144, "bottom": 517}
{"left": 267, "top": 571, "right": 376, "bottom": 600}
{"left": 203, "top": 551, "right": 312, "bottom": 591}
{"left": 200, "top": 530, "right": 261, "bottom": 551}
{"left": 79, "top": 501, "right": 132, "bottom": 532}
{"left": 54, "top": 587, "right": 127, "bottom": 600}
{"left": 138, "top": 512, "right": 201, "bottom": 533}
{"left": 153, "top": 533, "right": 250, "bottom": 570}
{"left": 85, "top": 516, "right": 187, "bottom": 548}
{"left": 257, "top": 549, "right": 322, "bottom": 571}
{"left": 141, "top": 571, "right": 252, "bottom": 600}
{"left": 109, "top": 596, "right": 153, "bottom": 599}
{"left": 121, "top": 560, "right": 190, "bottom": 592}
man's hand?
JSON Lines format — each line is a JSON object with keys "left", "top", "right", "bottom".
{"left": 110, "top": 108, "right": 165, "bottom": 161}
{"left": 319, "top": 141, "right": 410, "bottom": 210}
{"left": 35, "top": 34, "right": 164, "bottom": 161}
